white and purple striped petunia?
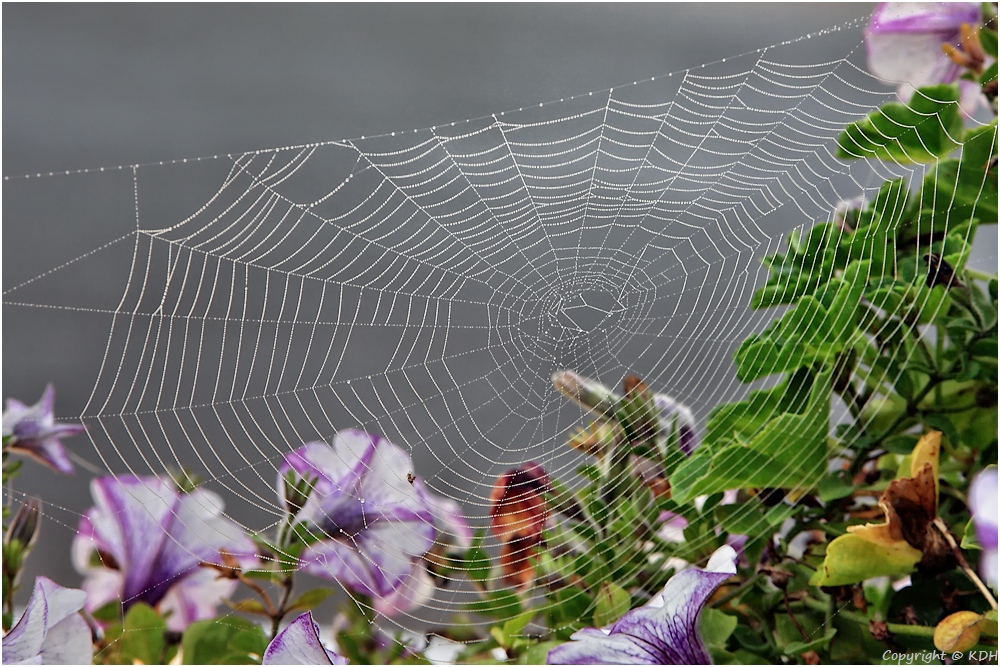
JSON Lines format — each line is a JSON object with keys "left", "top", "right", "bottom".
{"left": 1, "top": 576, "right": 93, "bottom": 665}
{"left": 547, "top": 546, "right": 738, "bottom": 665}
{"left": 262, "top": 611, "right": 348, "bottom": 665}
{"left": 72, "top": 475, "right": 256, "bottom": 631}
{"left": 865, "top": 2, "right": 985, "bottom": 112}
{"left": 279, "top": 430, "right": 435, "bottom": 606}
{"left": 969, "top": 468, "right": 998, "bottom": 591}
{"left": 2, "top": 385, "right": 86, "bottom": 475}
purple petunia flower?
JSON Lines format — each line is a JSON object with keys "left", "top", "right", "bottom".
{"left": 262, "top": 612, "right": 348, "bottom": 665}
{"left": 279, "top": 430, "right": 435, "bottom": 606}
{"left": 2, "top": 385, "right": 86, "bottom": 475}
{"left": 72, "top": 475, "right": 256, "bottom": 631}
{"left": 866, "top": 2, "right": 986, "bottom": 111}
{"left": 1, "top": 576, "right": 93, "bottom": 665}
{"left": 969, "top": 468, "right": 998, "bottom": 591}
{"left": 547, "top": 546, "right": 738, "bottom": 665}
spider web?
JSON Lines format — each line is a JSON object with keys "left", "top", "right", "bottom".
{"left": 3, "top": 14, "right": 994, "bottom": 660}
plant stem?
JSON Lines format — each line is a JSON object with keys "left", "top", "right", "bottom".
{"left": 269, "top": 574, "right": 296, "bottom": 640}
{"left": 850, "top": 374, "right": 943, "bottom": 476}
{"left": 965, "top": 268, "right": 996, "bottom": 283}
{"left": 800, "top": 597, "right": 936, "bottom": 638}
{"left": 932, "top": 517, "right": 998, "bottom": 610}
{"left": 712, "top": 572, "right": 764, "bottom": 608}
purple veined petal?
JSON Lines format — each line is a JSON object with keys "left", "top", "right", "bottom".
{"left": 263, "top": 612, "right": 348, "bottom": 665}
{"left": 8, "top": 437, "right": 76, "bottom": 476}
{"left": 299, "top": 538, "right": 387, "bottom": 599}
{"left": 869, "top": 3, "right": 980, "bottom": 35}
{"left": 547, "top": 546, "right": 738, "bottom": 665}
{"left": 969, "top": 468, "right": 998, "bottom": 590}
{"left": 2, "top": 577, "right": 92, "bottom": 666}
{"left": 412, "top": 479, "right": 473, "bottom": 551}
{"left": 87, "top": 476, "right": 178, "bottom": 604}
{"left": 357, "top": 435, "right": 431, "bottom": 523}
{"left": 372, "top": 565, "right": 437, "bottom": 617}
{"left": 157, "top": 565, "right": 241, "bottom": 632}
{"left": 74, "top": 475, "right": 253, "bottom": 627}
{"left": 865, "top": 2, "right": 982, "bottom": 99}
{"left": 153, "top": 487, "right": 255, "bottom": 586}
{"left": 2, "top": 385, "right": 86, "bottom": 475}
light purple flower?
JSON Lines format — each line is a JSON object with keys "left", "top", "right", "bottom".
{"left": 1, "top": 576, "right": 93, "bottom": 665}
{"left": 547, "top": 546, "right": 738, "bottom": 665}
{"left": 969, "top": 468, "right": 998, "bottom": 590}
{"left": 280, "top": 430, "right": 435, "bottom": 604}
{"left": 866, "top": 3, "right": 985, "bottom": 111}
{"left": 72, "top": 475, "right": 256, "bottom": 631}
{"left": 413, "top": 478, "right": 473, "bottom": 552}
{"left": 262, "top": 612, "right": 348, "bottom": 665}
{"left": 2, "top": 385, "right": 85, "bottom": 475}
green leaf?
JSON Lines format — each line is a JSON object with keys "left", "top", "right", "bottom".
{"left": 699, "top": 608, "right": 738, "bottom": 647}
{"left": 817, "top": 471, "right": 854, "bottom": 503}
{"left": 462, "top": 530, "right": 492, "bottom": 583}
{"left": 836, "top": 84, "right": 963, "bottom": 163}
{"left": 734, "top": 262, "right": 868, "bottom": 382}
{"left": 467, "top": 590, "right": 522, "bottom": 622}
{"left": 227, "top": 599, "right": 270, "bottom": 616}
{"left": 287, "top": 587, "right": 335, "bottom": 612}
{"left": 522, "top": 641, "right": 562, "bottom": 665}
{"left": 672, "top": 370, "right": 831, "bottom": 503}
{"left": 119, "top": 603, "right": 167, "bottom": 666}
{"left": 809, "top": 533, "right": 921, "bottom": 586}
{"left": 783, "top": 629, "right": 837, "bottom": 656}
{"left": 90, "top": 600, "right": 123, "bottom": 624}
{"left": 182, "top": 616, "right": 267, "bottom": 665}
{"left": 592, "top": 582, "right": 632, "bottom": 628}
{"left": 981, "top": 29, "right": 998, "bottom": 58}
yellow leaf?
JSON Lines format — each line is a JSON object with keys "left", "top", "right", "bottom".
{"left": 934, "top": 611, "right": 984, "bottom": 652}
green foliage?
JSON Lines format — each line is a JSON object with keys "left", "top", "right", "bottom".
{"left": 181, "top": 616, "right": 268, "bottom": 665}
{"left": 98, "top": 604, "right": 173, "bottom": 665}
{"left": 837, "top": 84, "right": 963, "bottom": 163}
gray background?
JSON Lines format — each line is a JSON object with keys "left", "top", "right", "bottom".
{"left": 4, "top": 2, "right": 922, "bottom": 614}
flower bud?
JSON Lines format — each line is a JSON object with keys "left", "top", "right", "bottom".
{"left": 5, "top": 498, "right": 40, "bottom": 550}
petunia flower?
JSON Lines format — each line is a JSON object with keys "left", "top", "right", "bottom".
{"left": 865, "top": 2, "right": 986, "bottom": 111}
{"left": 490, "top": 462, "right": 551, "bottom": 588}
{"left": 279, "top": 430, "right": 435, "bottom": 605}
{"left": 969, "top": 467, "right": 998, "bottom": 590}
{"left": 72, "top": 475, "right": 256, "bottom": 631}
{"left": 547, "top": 545, "right": 738, "bottom": 665}
{"left": 413, "top": 478, "right": 473, "bottom": 553}
{"left": 2, "top": 385, "right": 85, "bottom": 475}
{"left": 262, "top": 611, "right": 348, "bottom": 665}
{"left": 1, "top": 576, "right": 93, "bottom": 665}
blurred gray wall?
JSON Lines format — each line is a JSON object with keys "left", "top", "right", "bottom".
{"left": 4, "top": 2, "right": 886, "bottom": 604}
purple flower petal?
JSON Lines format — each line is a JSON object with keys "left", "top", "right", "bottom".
{"left": 2, "top": 385, "right": 86, "bottom": 475}
{"left": 73, "top": 475, "right": 254, "bottom": 628}
{"left": 413, "top": 479, "right": 473, "bottom": 551}
{"left": 281, "top": 430, "right": 435, "bottom": 606}
{"left": 865, "top": 3, "right": 984, "bottom": 105}
{"left": 547, "top": 546, "right": 737, "bottom": 665}
{"left": 969, "top": 468, "right": 998, "bottom": 590}
{"left": 263, "top": 612, "right": 347, "bottom": 665}
{"left": 372, "top": 565, "right": 437, "bottom": 617}
{"left": 2, "top": 577, "right": 93, "bottom": 665}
